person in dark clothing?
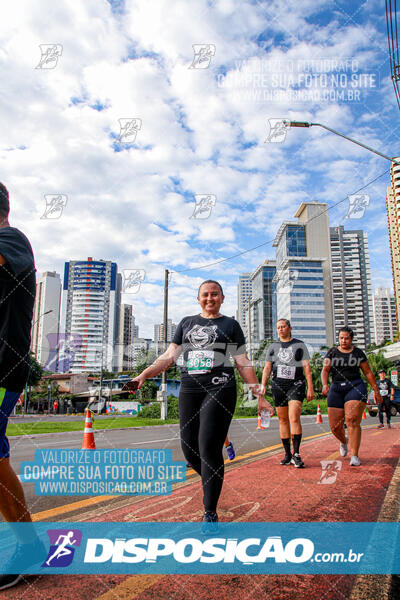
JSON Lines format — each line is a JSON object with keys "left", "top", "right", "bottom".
{"left": 130, "top": 280, "right": 273, "bottom": 533}
{"left": 321, "top": 326, "right": 382, "bottom": 467}
{"left": 0, "top": 183, "right": 46, "bottom": 590}
{"left": 262, "top": 319, "right": 314, "bottom": 468}
{"left": 377, "top": 369, "right": 395, "bottom": 428}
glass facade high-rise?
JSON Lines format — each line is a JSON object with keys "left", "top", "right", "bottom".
{"left": 273, "top": 202, "right": 335, "bottom": 352}
{"left": 248, "top": 261, "right": 277, "bottom": 355}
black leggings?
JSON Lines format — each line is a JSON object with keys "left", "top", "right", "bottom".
{"left": 179, "top": 383, "right": 236, "bottom": 512}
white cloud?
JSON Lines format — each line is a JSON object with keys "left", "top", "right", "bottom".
{"left": 0, "top": 0, "right": 395, "bottom": 339}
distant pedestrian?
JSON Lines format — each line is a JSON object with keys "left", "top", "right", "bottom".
{"left": 376, "top": 369, "right": 395, "bottom": 429}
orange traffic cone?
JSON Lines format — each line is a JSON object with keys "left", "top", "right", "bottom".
{"left": 316, "top": 404, "right": 323, "bottom": 424}
{"left": 362, "top": 409, "right": 367, "bottom": 420}
{"left": 82, "top": 409, "right": 96, "bottom": 449}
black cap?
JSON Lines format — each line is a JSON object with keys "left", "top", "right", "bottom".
{"left": 378, "top": 369, "right": 386, "bottom": 373}
{"left": 0, "top": 183, "right": 9, "bottom": 217}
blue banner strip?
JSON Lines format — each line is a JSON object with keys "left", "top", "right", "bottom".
{"left": 1, "top": 522, "right": 399, "bottom": 575}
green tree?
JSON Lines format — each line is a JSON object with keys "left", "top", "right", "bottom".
{"left": 253, "top": 339, "right": 273, "bottom": 364}
{"left": 309, "top": 352, "right": 324, "bottom": 396}
{"left": 28, "top": 352, "right": 44, "bottom": 386}
{"left": 139, "top": 380, "right": 158, "bottom": 402}
{"left": 364, "top": 350, "right": 394, "bottom": 380}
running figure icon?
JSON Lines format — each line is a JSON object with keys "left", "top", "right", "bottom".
{"left": 45, "top": 531, "right": 77, "bottom": 566}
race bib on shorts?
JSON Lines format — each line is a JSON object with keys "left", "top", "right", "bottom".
{"left": 380, "top": 389, "right": 388, "bottom": 396}
{"left": 187, "top": 350, "right": 214, "bottom": 375}
{"left": 277, "top": 365, "right": 296, "bottom": 380}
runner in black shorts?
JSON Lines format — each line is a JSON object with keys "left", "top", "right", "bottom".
{"left": 262, "top": 319, "right": 314, "bottom": 468}
{"left": 131, "top": 280, "right": 274, "bottom": 533}
{"left": 321, "top": 326, "right": 382, "bottom": 467}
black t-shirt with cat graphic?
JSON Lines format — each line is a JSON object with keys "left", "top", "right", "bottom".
{"left": 265, "top": 338, "right": 310, "bottom": 387}
{"left": 172, "top": 314, "right": 246, "bottom": 388}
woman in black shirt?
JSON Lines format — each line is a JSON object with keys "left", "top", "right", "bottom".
{"left": 130, "top": 280, "right": 274, "bottom": 532}
{"left": 321, "top": 326, "right": 381, "bottom": 466}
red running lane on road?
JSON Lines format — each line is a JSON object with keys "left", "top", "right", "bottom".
{"left": 7, "top": 426, "right": 400, "bottom": 600}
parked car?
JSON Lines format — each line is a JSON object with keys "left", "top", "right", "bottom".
{"left": 366, "top": 388, "right": 400, "bottom": 417}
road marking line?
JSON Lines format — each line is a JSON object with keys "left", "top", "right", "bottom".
{"left": 30, "top": 431, "right": 332, "bottom": 521}
{"left": 128, "top": 437, "right": 179, "bottom": 445}
{"left": 95, "top": 575, "right": 161, "bottom": 600}
{"left": 326, "top": 451, "right": 340, "bottom": 460}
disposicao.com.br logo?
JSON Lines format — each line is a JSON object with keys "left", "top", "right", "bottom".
{"left": 1, "top": 522, "right": 394, "bottom": 575}
{"left": 84, "top": 535, "right": 314, "bottom": 565}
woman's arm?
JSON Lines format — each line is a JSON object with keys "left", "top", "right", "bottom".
{"left": 132, "top": 343, "right": 181, "bottom": 388}
{"left": 234, "top": 353, "right": 274, "bottom": 415}
{"left": 321, "top": 358, "right": 331, "bottom": 396}
{"left": 302, "top": 361, "right": 314, "bottom": 402}
{"left": 360, "top": 361, "right": 382, "bottom": 404}
{"left": 261, "top": 361, "right": 272, "bottom": 390}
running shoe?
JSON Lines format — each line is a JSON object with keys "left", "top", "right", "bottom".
{"left": 290, "top": 453, "right": 305, "bottom": 468}
{"left": 339, "top": 436, "right": 348, "bottom": 457}
{"left": 377, "top": 424, "right": 384, "bottom": 429}
{"left": 387, "top": 423, "right": 392, "bottom": 429}
{"left": 225, "top": 442, "right": 235, "bottom": 461}
{"left": 201, "top": 511, "right": 219, "bottom": 535}
{"left": 0, "top": 538, "right": 47, "bottom": 591}
{"left": 280, "top": 454, "right": 292, "bottom": 465}
{"left": 350, "top": 456, "right": 361, "bottom": 467}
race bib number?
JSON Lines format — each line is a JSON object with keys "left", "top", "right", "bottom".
{"left": 277, "top": 365, "right": 296, "bottom": 380}
{"left": 187, "top": 350, "right": 214, "bottom": 375}
{"left": 380, "top": 389, "right": 388, "bottom": 396}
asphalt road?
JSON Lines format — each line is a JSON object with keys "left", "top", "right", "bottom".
{"left": 8, "top": 414, "right": 396, "bottom": 518}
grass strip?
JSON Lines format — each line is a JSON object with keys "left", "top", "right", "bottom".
{"left": 6, "top": 417, "right": 179, "bottom": 436}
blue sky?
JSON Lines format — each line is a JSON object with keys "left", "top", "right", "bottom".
{"left": 0, "top": 0, "right": 397, "bottom": 337}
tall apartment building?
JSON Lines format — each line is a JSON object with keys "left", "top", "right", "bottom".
{"left": 131, "top": 337, "right": 155, "bottom": 367}
{"left": 248, "top": 261, "right": 276, "bottom": 355}
{"left": 116, "top": 304, "right": 138, "bottom": 371}
{"left": 373, "top": 287, "right": 397, "bottom": 345}
{"left": 273, "top": 202, "right": 334, "bottom": 351}
{"left": 387, "top": 161, "right": 400, "bottom": 323}
{"left": 237, "top": 273, "right": 251, "bottom": 336}
{"left": 154, "top": 319, "right": 177, "bottom": 354}
{"left": 31, "top": 271, "right": 62, "bottom": 370}
{"left": 330, "top": 227, "right": 374, "bottom": 348}
{"left": 154, "top": 319, "right": 177, "bottom": 344}
{"left": 60, "top": 258, "right": 122, "bottom": 373}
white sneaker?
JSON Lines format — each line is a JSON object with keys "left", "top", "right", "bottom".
{"left": 339, "top": 437, "right": 348, "bottom": 457}
{"left": 350, "top": 455, "right": 361, "bottom": 467}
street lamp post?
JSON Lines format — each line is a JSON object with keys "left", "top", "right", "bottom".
{"left": 287, "top": 121, "right": 400, "bottom": 164}
{"left": 47, "top": 384, "right": 52, "bottom": 414}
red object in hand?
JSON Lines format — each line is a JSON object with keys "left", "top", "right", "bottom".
{"left": 122, "top": 380, "right": 139, "bottom": 394}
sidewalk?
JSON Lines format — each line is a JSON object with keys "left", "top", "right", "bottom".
{"left": 5, "top": 425, "right": 400, "bottom": 600}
